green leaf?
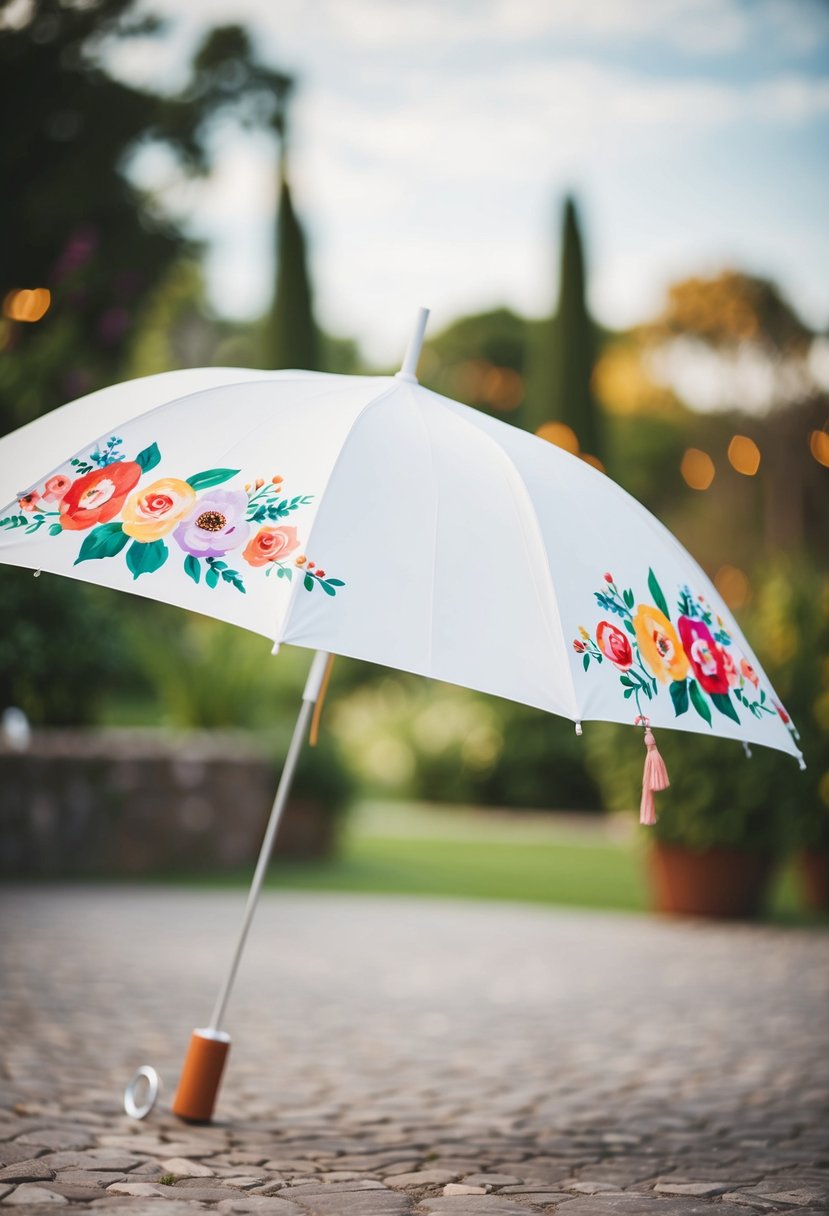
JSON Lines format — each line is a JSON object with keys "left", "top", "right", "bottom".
{"left": 184, "top": 555, "right": 201, "bottom": 584}
{"left": 126, "top": 539, "right": 167, "bottom": 579}
{"left": 74, "top": 522, "right": 130, "bottom": 565}
{"left": 647, "top": 568, "right": 670, "bottom": 620}
{"left": 320, "top": 580, "right": 337, "bottom": 596}
{"left": 205, "top": 567, "right": 220, "bottom": 589}
{"left": 276, "top": 566, "right": 292, "bottom": 580}
{"left": 304, "top": 572, "right": 315, "bottom": 591}
{"left": 623, "top": 687, "right": 634, "bottom": 699}
{"left": 220, "top": 568, "right": 246, "bottom": 594}
{"left": 623, "top": 619, "right": 635, "bottom": 635}
{"left": 582, "top": 653, "right": 590, "bottom": 672}
{"left": 669, "top": 679, "right": 689, "bottom": 717}
{"left": 709, "top": 691, "right": 741, "bottom": 724}
{"left": 186, "top": 468, "right": 239, "bottom": 491}
{"left": 48, "top": 523, "right": 63, "bottom": 536}
{"left": 326, "top": 579, "right": 345, "bottom": 587}
{"left": 135, "top": 442, "right": 160, "bottom": 473}
{"left": 623, "top": 588, "right": 634, "bottom": 609}
{"left": 688, "top": 679, "right": 712, "bottom": 727}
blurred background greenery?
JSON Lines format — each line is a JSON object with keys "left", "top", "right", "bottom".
{"left": 1, "top": 0, "right": 827, "bottom": 918}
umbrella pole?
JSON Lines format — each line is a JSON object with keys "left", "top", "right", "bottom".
{"left": 171, "top": 649, "right": 331, "bottom": 1122}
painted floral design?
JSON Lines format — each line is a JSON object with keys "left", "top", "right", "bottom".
{"left": 0, "top": 438, "right": 345, "bottom": 599}
{"left": 633, "top": 604, "right": 688, "bottom": 684}
{"left": 174, "top": 489, "right": 250, "bottom": 558}
{"left": 122, "top": 477, "right": 197, "bottom": 541}
{"left": 243, "top": 525, "right": 299, "bottom": 568}
{"left": 677, "top": 616, "right": 729, "bottom": 695}
{"left": 59, "top": 461, "right": 141, "bottom": 530}
{"left": 595, "top": 621, "right": 633, "bottom": 670}
{"left": 573, "top": 566, "right": 783, "bottom": 731}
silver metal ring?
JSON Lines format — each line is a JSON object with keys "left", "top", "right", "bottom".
{"left": 124, "top": 1065, "right": 160, "bottom": 1119}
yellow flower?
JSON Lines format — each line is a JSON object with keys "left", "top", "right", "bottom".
{"left": 121, "top": 477, "right": 197, "bottom": 541}
{"left": 578, "top": 626, "right": 590, "bottom": 640}
{"left": 633, "top": 604, "right": 689, "bottom": 684}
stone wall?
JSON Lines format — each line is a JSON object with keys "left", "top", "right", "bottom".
{"left": 0, "top": 729, "right": 336, "bottom": 877}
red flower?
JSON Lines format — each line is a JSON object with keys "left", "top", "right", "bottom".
{"left": 720, "top": 647, "right": 740, "bottom": 689}
{"left": 18, "top": 492, "right": 39, "bottom": 512}
{"left": 677, "top": 616, "right": 729, "bottom": 695}
{"left": 596, "top": 621, "right": 633, "bottom": 670}
{"left": 775, "top": 703, "right": 790, "bottom": 725}
{"left": 59, "top": 461, "right": 141, "bottom": 531}
{"left": 604, "top": 572, "right": 613, "bottom": 583}
{"left": 573, "top": 639, "right": 585, "bottom": 653}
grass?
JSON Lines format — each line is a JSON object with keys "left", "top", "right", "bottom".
{"left": 149, "top": 801, "right": 821, "bottom": 924}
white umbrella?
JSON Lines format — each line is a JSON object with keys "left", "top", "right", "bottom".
{"left": 0, "top": 308, "right": 803, "bottom": 1119}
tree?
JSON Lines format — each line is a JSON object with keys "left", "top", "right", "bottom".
{"left": 645, "top": 271, "right": 826, "bottom": 556}
{"left": 264, "top": 159, "right": 319, "bottom": 370}
{"left": 528, "top": 196, "right": 604, "bottom": 461}
{"left": 0, "top": 0, "right": 292, "bottom": 433}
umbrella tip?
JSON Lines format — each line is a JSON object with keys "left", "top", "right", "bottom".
{"left": 396, "top": 306, "right": 431, "bottom": 383}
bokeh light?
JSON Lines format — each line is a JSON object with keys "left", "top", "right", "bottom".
{"left": 536, "top": 421, "right": 579, "bottom": 454}
{"left": 3, "top": 287, "right": 51, "bottom": 323}
{"left": 727, "top": 434, "right": 761, "bottom": 476}
{"left": 714, "top": 564, "right": 751, "bottom": 611}
{"left": 809, "top": 429, "right": 829, "bottom": 468}
{"left": 680, "top": 447, "right": 715, "bottom": 490}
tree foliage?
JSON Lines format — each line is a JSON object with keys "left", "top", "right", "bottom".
{"left": 0, "top": 0, "right": 292, "bottom": 433}
{"left": 265, "top": 166, "right": 319, "bottom": 370}
{"left": 528, "top": 197, "right": 604, "bottom": 460}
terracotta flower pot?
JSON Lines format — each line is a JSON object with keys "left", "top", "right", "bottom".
{"left": 647, "top": 843, "right": 777, "bottom": 918}
{"left": 798, "top": 851, "right": 829, "bottom": 912}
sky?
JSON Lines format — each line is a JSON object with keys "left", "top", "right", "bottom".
{"left": 108, "top": 0, "right": 829, "bottom": 365}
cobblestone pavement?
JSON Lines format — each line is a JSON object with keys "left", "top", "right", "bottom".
{"left": 1, "top": 887, "right": 828, "bottom": 1215}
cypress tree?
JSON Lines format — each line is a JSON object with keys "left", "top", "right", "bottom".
{"left": 529, "top": 196, "right": 603, "bottom": 461}
{"left": 266, "top": 159, "right": 319, "bottom": 370}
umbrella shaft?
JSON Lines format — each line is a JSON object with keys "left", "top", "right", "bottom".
{"left": 207, "top": 678, "right": 320, "bottom": 1033}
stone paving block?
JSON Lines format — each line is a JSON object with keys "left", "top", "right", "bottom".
{"left": 3, "top": 1183, "right": 69, "bottom": 1205}
{"left": 385, "top": 1167, "right": 458, "bottom": 1187}
{"left": 40, "top": 1150, "right": 147, "bottom": 1172}
{"left": 721, "top": 1194, "right": 789, "bottom": 1211}
{"left": 419, "top": 1199, "right": 541, "bottom": 1214}
{"left": 444, "top": 1183, "right": 488, "bottom": 1195}
{"left": 567, "top": 1180, "right": 623, "bottom": 1194}
{"left": 280, "top": 1189, "right": 410, "bottom": 1215}
{"left": 161, "top": 1157, "right": 216, "bottom": 1177}
{"left": 0, "top": 1156, "right": 55, "bottom": 1182}
{"left": 461, "top": 1174, "right": 521, "bottom": 1187}
{"left": 95, "top": 1204, "right": 211, "bottom": 1215}
{"left": 42, "top": 1180, "right": 113, "bottom": 1200}
{"left": 105, "top": 1181, "right": 167, "bottom": 1197}
{"left": 216, "top": 1198, "right": 307, "bottom": 1215}
{"left": 16, "top": 1126, "right": 96, "bottom": 1151}
{"left": 0, "top": 1141, "right": 49, "bottom": 1167}
{"left": 751, "top": 1187, "right": 829, "bottom": 1207}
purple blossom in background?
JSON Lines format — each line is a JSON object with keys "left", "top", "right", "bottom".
{"left": 173, "top": 489, "right": 250, "bottom": 558}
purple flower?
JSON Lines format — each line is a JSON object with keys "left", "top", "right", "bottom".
{"left": 173, "top": 489, "right": 250, "bottom": 558}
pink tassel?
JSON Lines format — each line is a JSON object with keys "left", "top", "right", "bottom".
{"left": 640, "top": 726, "right": 669, "bottom": 825}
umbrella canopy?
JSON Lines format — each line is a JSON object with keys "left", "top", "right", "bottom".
{"left": 0, "top": 312, "right": 805, "bottom": 1121}
{"left": 0, "top": 367, "right": 801, "bottom": 762}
